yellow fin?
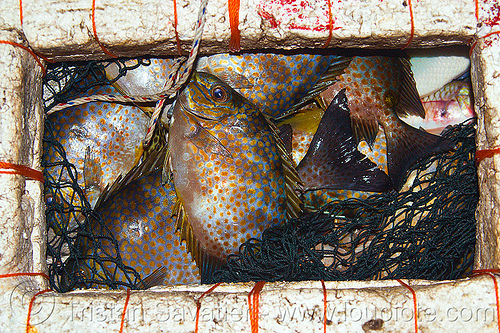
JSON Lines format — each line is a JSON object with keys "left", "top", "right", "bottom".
{"left": 173, "top": 199, "right": 225, "bottom": 283}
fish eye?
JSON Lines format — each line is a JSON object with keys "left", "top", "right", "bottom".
{"left": 211, "top": 85, "right": 229, "bottom": 102}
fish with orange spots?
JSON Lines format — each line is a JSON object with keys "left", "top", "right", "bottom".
{"left": 43, "top": 81, "right": 167, "bottom": 234}
{"left": 318, "top": 55, "right": 455, "bottom": 190}
{"left": 196, "top": 53, "right": 350, "bottom": 119}
{"left": 166, "top": 71, "right": 302, "bottom": 281}
{"left": 404, "top": 80, "right": 475, "bottom": 135}
{"left": 61, "top": 157, "right": 200, "bottom": 290}
{"left": 293, "top": 90, "right": 393, "bottom": 209}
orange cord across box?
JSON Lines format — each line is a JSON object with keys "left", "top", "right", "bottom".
{"left": 396, "top": 279, "right": 418, "bottom": 333}
{"left": 322, "top": 0, "right": 333, "bottom": 48}
{"left": 401, "top": 0, "right": 414, "bottom": 49}
{"left": 228, "top": 0, "right": 241, "bottom": 52}
{"left": 475, "top": 147, "right": 500, "bottom": 164}
{"left": 0, "top": 161, "right": 44, "bottom": 183}
{"left": 195, "top": 282, "right": 222, "bottom": 333}
{"left": 321, "top": 280, "right": 327, "bottom": 333}
{"left": 0, "top": 273, "right": 51, "bottom": 333}
{"left": 172, "top": 0, "right": 182, "bottom": 56}
{"left": 119, "top": 289, "right": 131, "bottom": 333}
{"left": 0, "top": 41, "right": 46, "bottom": 76}
{"left": 91, "top": 0, "right": 118, "bottom": 58}
{"left": 248, "top": 281, "right": 266, "bottom": 333}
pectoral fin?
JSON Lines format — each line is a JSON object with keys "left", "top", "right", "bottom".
{"left": 188, "top": 123, "right": 233, "bottom": 158}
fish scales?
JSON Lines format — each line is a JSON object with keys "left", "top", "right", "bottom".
{"left": 168, "top": 71, "right": 300, "bottom": 279}
{"left": 69, "top": 169, "right": 200, "bottom": 288}
{"left": 197, "top": 53, "right": 348, "bottom": 119}
{"left": 320, "top": 56, "right": 454, "bottom": 190}
{"left": 45, "top": 83, "right": 149, "bottom": 206}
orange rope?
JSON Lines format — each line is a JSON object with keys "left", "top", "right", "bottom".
{"left": 401, "top": 0, "right": 414, "bottom": 49}
{"left": 321, "top": 280, "right": 327, "bottom": 333}
{"left": 0, "top": 41, "right": 46, "bottom": 76}
{"left": 248, "top": 281, "right": 265, "bottom": 333}
{"left": 470, "top": 31, "right": 500, "bottom": 56}
{"left": 322, "top": 0, "right": 333, "bottom": 48}
{"left": 119, "top": 289, "right": 131, "bottom": 333}
{"left": 19, "top": 0, "right": 23, "bottom": 25}
{"left": 396, "top": 279, "right": 418, "bottom": 333}
{"left": 26, "top": 289, "right": 53, "bottom": 333}
{"left": 228, "top": 0, "right": 241, "bottom": 53}
{"left": 471, "top": 270, "right": 500, "bottom": 333}
{"left": 0, "top": 161, "right": 44, "bottom": 183}
{"left": 475, "top": 147, "right": 500, "bottom": 164}
{"left": 91, "top": 0, "right": 118, "bottom": 58}
{"left": 475, "top": 0, "right": 479, "bottom": 21}
{"left": 173, "top": 0, "right": 182, "bottom": 56}
{"left": 195, "top": 282, "right": 222, "bottom": 333}
{"left": 0, "top": 272, "right": 49, "bottom": 280}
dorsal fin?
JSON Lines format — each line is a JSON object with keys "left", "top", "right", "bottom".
{"left": 394, "top": 57, "right": 426, "bottom": 119}
{"left": 265, "top": 115, "right": 304, "bottom": 219}
{"left": 298, "top": 89, "right": 392, "bottom": 193}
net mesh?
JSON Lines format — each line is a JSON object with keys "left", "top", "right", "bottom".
{"left": 42, "top": 57, "right": 477, "bottom": 292}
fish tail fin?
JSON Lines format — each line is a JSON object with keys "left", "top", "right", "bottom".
{"left": 385, "top": 119, "right": 455, "bottom": 190}
{"left": 297, "top": 89, "right": 392, "bottom": 193}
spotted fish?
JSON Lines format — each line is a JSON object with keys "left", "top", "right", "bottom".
{"left": 166, "top": 71, "right": 302, "bottom": 281}
{"left": 196, "top": 53, "right": 350, "bottom": 119}
{"left": 43, "top": 77, "right": 170, "bottom": 236}
{"left": 319, "top": 55, "right": 455, "bottom": 189}
{"left": 404, "top": 80, "right": 475, "bottom": 135}
{"left": 294, "top": 90, "right": 392, "bottom": 209}
{"left": 62, "top": 164, "right": 200, "bottom": 290}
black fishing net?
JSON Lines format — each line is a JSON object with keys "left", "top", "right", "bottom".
{"left": 43, "top": 57, "right": 477, "bottom": 293}
{"left": 211, "top": 122, "right": 478, "bottom": 283}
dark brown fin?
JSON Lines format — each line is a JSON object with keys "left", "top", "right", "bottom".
{"left": 275, "top": 56, "right": 352, "bottom": 120}
{"left": 137, "top": 266, "right": 168, "bottom": 289}
{"left": 385, "top": 118, "right": 455, "bottom": 190}
{"left": 278, "top": 124, "right": 293, "bottom": 156}
{"left": 173, "top": 200, "right": 225, "bottom": 283}
{"left": 351, "top": 115, "right": 379, "bottom": 147}
{"left": 394, "top": 57, "right": 426, "bottom": 119}
{"left": 265, "top": 115, "right": 304, "bottom": 219}
{"left": 297, "top": 89, "right": 392, "bottom": 193}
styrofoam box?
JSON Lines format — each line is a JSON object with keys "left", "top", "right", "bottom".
{"left": 0, "top": 0, "right": 500, "bottom": 331}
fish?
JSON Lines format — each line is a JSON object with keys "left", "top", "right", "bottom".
{"left": 403, "top": 80, "right": 475, "bottom": 135}
{"left": 318, "top": 55, "right": 455, "bottom": 190}
{"left": 407, "top": 46, "right": 470, "bottom": 98}
{"left": 43, "top": 78, "right": 169, "bottom": 235}
{"left": 196, "top": 53, "right": 351, "bottom": 119}
{"left": 166, "top": 71, "right": 302, "bottom": 281}
{"left": 61, "top": 164, "right": 200, "bottom": 290}
{"left": 294, "top": 90, "right": 393, "bottom": 209}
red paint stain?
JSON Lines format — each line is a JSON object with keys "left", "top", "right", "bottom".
{"left": 258, "top": 0, "right": 340, "bottom": 32}
{"left": 480, "top": 0, "right": 500, "bottom": 26}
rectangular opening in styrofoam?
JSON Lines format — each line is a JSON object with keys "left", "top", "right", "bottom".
{"left": 3, "top": 0, "right": 499, "bottom": 331}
